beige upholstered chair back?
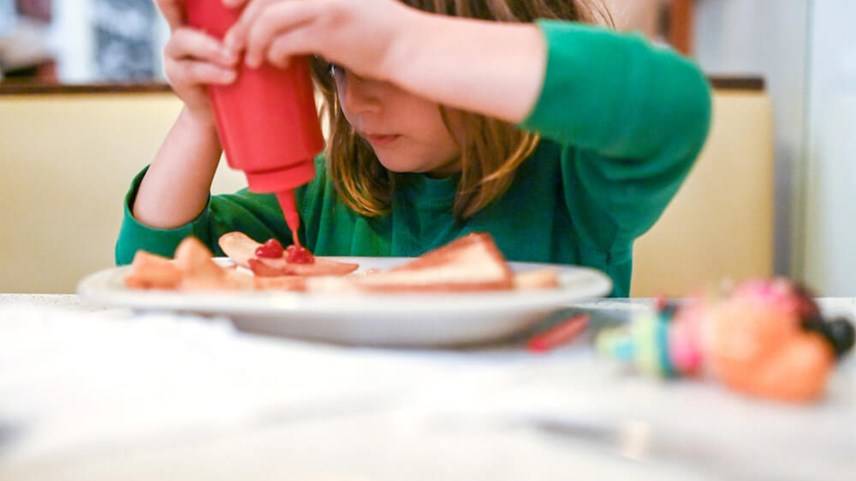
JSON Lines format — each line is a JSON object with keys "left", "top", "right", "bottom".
{"left": 632, "top": 88, "right": 774, "bottom": 296}
{"left": 0, "top": 87, "right": 773, "bottom": 295}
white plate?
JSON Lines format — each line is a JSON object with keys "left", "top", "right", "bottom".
{"left": 78, "top": 257, "right": 612, "bottom": 347}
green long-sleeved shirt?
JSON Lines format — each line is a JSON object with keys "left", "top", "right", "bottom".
{"left": 115, "top": 21, "right": 711, "bottom": 297}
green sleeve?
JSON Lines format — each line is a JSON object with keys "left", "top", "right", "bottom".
{"left": 114, "top": 166, "right": 295, "bottom": 265}
{"left": 521, "top": 20, "right": 712, "bottom": 253}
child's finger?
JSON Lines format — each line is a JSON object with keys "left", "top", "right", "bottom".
{"left": 173, "top": 60, "right": 237, "bottom": 85}
{"left": 222, "top": 0, "right": 249, "bottom": 8}
{"left": 224, "top": 0, "right": 281, "bottom": 53}
{"left": 244, "top": 1, "right": 320, "bottom": 68}
{"left": 166, "top": 28, "right": 239, "bottom": 67}
{"left": 266, "top": 29, "right": 314, "bottom": 69}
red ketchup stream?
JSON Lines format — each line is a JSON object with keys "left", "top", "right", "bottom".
{"left": 275, "top": 191, "right": 315, "bottom": 263}
{"left": 254, "top": 237, "right": 315, "bottom": 264}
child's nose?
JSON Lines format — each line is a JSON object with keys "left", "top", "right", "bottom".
{"left": 340, "top": 75, "right": 383, "bottom": 116}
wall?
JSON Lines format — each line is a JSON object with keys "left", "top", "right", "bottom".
{"left": 51, "top": 0, "right": 96, "bottom": 82}
{"left": 50, "top": 0, "right": 164, "bottom": 83}
{"left": 693, "top": 0, "right": 810, "bottom": 277}
{"left": 802, "top": 0, "right": 856, "bottom": 295}
{"left": 0, "top": 0, "right": 15, "bottom": 36}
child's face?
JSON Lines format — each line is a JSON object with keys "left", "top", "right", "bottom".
{"left": 334, "top": 67, "right": 462, "bottom": 177}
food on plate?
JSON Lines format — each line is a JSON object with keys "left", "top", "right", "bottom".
{"left": 124, "top": 232, "right": 560, "bottom": 294}
{"left": 218, "top": 232, "right": 358, "bottom": 277}
{"left": 123, "top": 251, "right": 181, "bottom": 290}
{"left": 308, "top": 233, "right": 547, "bottom": 293}
{"left": 126, "top": 237, "right": 290, "bottom": 292}
{"left": 513, "top": 267, "right": 561, "bottom": 290}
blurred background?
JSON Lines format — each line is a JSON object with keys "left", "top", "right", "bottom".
{"left": 0, "top": 0, "right": 163, "bottom": 83}
{"left": 0, "top": 0, "right": 853, "bottom": 296}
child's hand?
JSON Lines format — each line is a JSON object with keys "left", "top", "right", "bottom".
{"left": 222, "top": 0, "right": 413, "bottom": 82}
{"left": 156, "top": 0, "right": 239, "bottom": 123}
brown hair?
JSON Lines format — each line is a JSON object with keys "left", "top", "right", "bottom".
{"left": 311, "top": 0, "right": 611, "bottom": 219}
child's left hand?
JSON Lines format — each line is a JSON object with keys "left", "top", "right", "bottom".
{"left": 223, "top": 0, "right": 416, "bottom": 81}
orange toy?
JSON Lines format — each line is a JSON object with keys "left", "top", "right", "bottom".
{"left": 597, "top": 279, "right": 854, "bottom": 403}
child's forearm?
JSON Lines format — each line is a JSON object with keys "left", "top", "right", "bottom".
{"left": 386, "top": 12, "right": 547, "bottom": 124}
{"left": 133, "top": 108, "right": 222, "bottom": 229}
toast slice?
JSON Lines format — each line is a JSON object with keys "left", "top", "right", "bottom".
{"left": 513, "top": 268, "right": 560, "bottom": 290}
{"left": 309, "top": 233, "right": 514, "bottom": 293}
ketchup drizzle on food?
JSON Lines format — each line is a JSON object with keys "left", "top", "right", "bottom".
{"left": 286, "top": 244, "right": 315, "bottom": 264}
{"left": 255, "top": 238, "right": 315, "bottom": 264}
{"left": 255, "top": 239, "right": 284, "bottom": 258}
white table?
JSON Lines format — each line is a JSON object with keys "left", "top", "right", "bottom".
{"left": 0, "top": 295, "right": 854, "bottom": 481}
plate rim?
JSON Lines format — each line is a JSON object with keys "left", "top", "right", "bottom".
{"left": 77, "top": 257, "right": 613, "bottom": 315}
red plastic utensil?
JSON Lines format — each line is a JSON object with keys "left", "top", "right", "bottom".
{"left": 527, "top": 314, "right": 591, "bottom": 353}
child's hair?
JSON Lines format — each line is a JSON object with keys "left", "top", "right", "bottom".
{"left": 311, "top": 0, "right": 611, "bottom": 219}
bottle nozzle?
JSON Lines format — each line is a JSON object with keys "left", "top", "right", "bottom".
{"left": 276, "top": 190, "right": 301, "bottom": 247}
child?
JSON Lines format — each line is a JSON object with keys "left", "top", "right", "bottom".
{"left": 116, "top": 0, "right": 711, "bottom": 297}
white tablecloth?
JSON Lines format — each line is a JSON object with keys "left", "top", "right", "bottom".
{"left": 0, "top": 295, "right": 854, "bottom": 481}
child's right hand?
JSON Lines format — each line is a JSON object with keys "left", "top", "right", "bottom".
{"left": 156, "top": 0, "right": 238, "bottom": 123}
{"left": 132, "top": 1, "right": 239, "bottom": 229}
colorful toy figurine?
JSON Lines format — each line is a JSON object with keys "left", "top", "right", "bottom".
{"left": 597, "top": 279, "right": 854, "bottom": 402}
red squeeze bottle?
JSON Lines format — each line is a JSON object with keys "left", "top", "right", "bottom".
{"left": 185, "top": 0, "right": 324, "bottom": 247}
